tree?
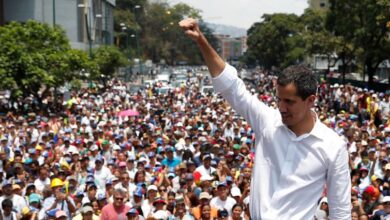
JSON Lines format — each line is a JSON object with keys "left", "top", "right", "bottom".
{"left": 245, "top": 14, "right": 305, "bottom": 70}
{"left": 327, "top": 0, "right": 390, "bottom": 87}
{"left": 0, "top": 20, "right": 89, "bottom": 102}
{"left": 113, "top": 0, "right": 217, "bottom": 65}
{"left": 91, "top": 45, "right": 128, "bottom": 85}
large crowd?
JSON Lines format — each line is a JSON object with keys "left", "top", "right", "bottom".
{"left": 0, "top": 69, "right": 388, "bottom": 220}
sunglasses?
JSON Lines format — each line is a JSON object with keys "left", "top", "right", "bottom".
{"left": 114, "top": 197, "right": 124, "bottom": 201}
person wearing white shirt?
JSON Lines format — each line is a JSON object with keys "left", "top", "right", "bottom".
{"left": 210, "top": 182, "right": 236, "bottom": 216}
{"left": 0, "top": 181, "right": 28, "bottom": 215}
{"left": 94, "top": 158, "right": 112, "bottom": 190}
{"left": 195, "top": 154, "right": 216, "bottom": 177}
{"left": 34, "top": 167, "right": 51, "bottom": 193}
{"left": 179, "top": 18, "right": 351, "bottom": 219}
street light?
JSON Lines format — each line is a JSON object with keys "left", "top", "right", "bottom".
{"left": 53, "top": 0, "right": 56, "bottom": 25}
{"left": 78, "top": 2, "right": 93, "bottom": 57}
{"left": 133, "top": 5, "right": 142, "bottom": 75}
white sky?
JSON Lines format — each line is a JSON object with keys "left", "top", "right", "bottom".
{"left": 175, "top": 0, "right": 309, "bottom": 29}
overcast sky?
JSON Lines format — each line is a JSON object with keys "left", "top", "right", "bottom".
{"left": 176, "top": 0, "right": 309, "bottom": 29}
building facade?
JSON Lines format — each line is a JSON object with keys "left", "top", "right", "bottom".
{"left": 308, "top": 0, "right": 330, "bottom": 10}
{"left": 0, "top": 0, "right": 115, "bottom": 50}
{"left": 214, "top": 34, "right": 247, "bottom": 62}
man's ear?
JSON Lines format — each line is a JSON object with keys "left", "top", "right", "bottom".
{"left": 306, "top": 95, "right": 316, "bottom": 106}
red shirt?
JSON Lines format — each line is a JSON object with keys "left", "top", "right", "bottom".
{"left": 100, "top": 203, "right": 130, "bottom": 220}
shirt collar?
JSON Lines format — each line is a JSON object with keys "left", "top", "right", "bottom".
{"left": 276, "top": 110, "right": 324, "bottom": 141}
{"left": 309, "top": 112, "right": 325, "bottom": 141}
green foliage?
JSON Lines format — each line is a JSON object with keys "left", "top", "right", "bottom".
{"left": 327, "top": 0, "right": 390, "bottom": 86}
{"left": 0, "top": 20, "right": 89, "bottom": 100}
{"left": 246, "top": 13, "right": 305, "bottom": 69}
{"left": 245, "top": 2, "right": 389, "bottom": 88}
{"left": 114, "top": 0, "right": 217, "bottom": 65}
{"left": 91, "top": 45, "right": 128, "bottom": 79}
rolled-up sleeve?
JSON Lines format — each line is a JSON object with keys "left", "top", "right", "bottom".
{"left": 326, "top": 144, "right": 351, "bottom": 219}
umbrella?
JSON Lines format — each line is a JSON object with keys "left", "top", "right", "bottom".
{"left": 118, "top": 109, "right": 140, "bottom": 117}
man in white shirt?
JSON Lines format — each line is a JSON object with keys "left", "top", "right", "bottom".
{"left": 0, "top": 180, "right": 28, "bottom": 214}
{"left": 34, "top": 167, "right": 51, "bottom": 193}
{"left": 179, "top": 18, "right": 351, "bottom": 219}
{"left": 94, "top": 156, "right": 112, "bottom": 190}
{"left": 195, "top": 154, "right": 216, "bottom": 177}
{"left": 210, "top": 181, "right": 236, "bottom": 216}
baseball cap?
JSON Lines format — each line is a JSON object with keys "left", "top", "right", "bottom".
{"left": 29, "top": 193, "right": 41, "bottom": 204}
{"left": 233, "top": 144, "right": 241, "bottom": 150}
{"left": 2, "top": 179, "right": 12, "bottom": 187}
{"left": 95, "top": 156, "right": 104, "bottom": 163}
{"left": 127, "top": 208, "right": 139, "bottom": 215}
{"left": 185, "top": 173, "right": 194, "bottom": 181}
{"left": 218, "top": 209, "right": 228, "bottom": 217}
{"left": 46, "top": 209, "right": 59, "bottom": 217}
{"left": 226, "top": 176, "right": 233, "bottom": 183}
{"left": 383, "top": 196, "right": 390, "bottom": 203}
{"left": 199, "top": 192, "right": 212, "bottom": 200}
{"left": 153, "top": 197, "right": 166, "bottom": 205}
{"left": 55, "top": 210, "right": 67, "bottom": 218}
{"left": 147, "top": 185, "right": 158, "bottom": 192}
{"left": 202, "top": 154, "right": 211, "bottom": 160}
{"left": 217, "top": 181, "right": 228, "bottom": 188}
{"left": 167, "top": 172, "right": 176, "bottom": 178}
{"left": 133, "top": 187, "right": 143, "bottom": 197}
{"left": 231, "top": 187, "right": 241, "bottom": 197}
{"left": 80, "top": 206, "right": 93, "bottom": 214}
{"left": 97, "top": 192, "right": 106, "bottom": 200}
{"left": 90, "top": 145, "right": 99, "bottom": 151}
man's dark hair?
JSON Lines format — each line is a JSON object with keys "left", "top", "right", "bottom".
{"left": 2, "top": 199, "right": 12, "bottom": 208}
{"left": 277, "top": 65, "right": 318, "bottom": 100}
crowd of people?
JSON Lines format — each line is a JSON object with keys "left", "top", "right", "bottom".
{"left": 0, "top": 69, "right": 387, "bottom": 220}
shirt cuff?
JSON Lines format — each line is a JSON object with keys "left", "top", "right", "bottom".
{"left": 211, "top": 63, "right": 238, "bottom": 93}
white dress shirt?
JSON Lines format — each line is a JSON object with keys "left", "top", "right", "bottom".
{"left": 212, "top": 64, "right": 351, "bottom": 220}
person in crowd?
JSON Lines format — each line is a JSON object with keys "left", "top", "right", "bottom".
{"left": 100, "top": 188, "right": 130, "bottom": 220}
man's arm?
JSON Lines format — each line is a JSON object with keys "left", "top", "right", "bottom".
{"left": 179, "top": 18, "right": 225, "bottom": 77}
{"left": 326, "top": 144, "right": 351, "bottom": 219}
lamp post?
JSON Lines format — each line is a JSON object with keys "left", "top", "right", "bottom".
{"left": 78, "top": 2, "right": 92, "bottom": 57}
{"left": 53, "top": 0, "right": 56, "bottom": 26}
{"left": 133, "top": 5, "right": 142, "bottom": 75}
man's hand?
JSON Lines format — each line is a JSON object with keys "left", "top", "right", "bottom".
{"left": 179, "top": 18, "right": 202, "bottom": 42}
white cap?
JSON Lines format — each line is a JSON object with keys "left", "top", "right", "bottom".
{"left": 231, "top": 187, "right": 241, "bottom": 197}
{"left": 112, "top": 144, "right": 121, "bottom": 151}
{"left": 90, "top": 145, "right": 99, "bottom": 151}
{"left": 147, "top": 185, "right": 158, "bottom": 192}
{"left": 383, "top": 196, "right": 390, "bottom": 203}
{"left": 199, "top": 192, "right": 212, "bottom": 200}
{"left": 139, "top": 157, "right": 148, "bottom": 163}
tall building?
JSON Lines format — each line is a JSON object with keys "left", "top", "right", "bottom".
{"left": 308, "top": 0, "right": 330, "bottom": 10}
{"left": 0, "top": 0, "right": 115, "bottom": 50}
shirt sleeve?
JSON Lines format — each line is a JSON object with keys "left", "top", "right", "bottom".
{"left": 326, "top": 143, "right": 351, "bottom": 219}
{"left": 212, "top": 63, "right": 280, "bottom": 135}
